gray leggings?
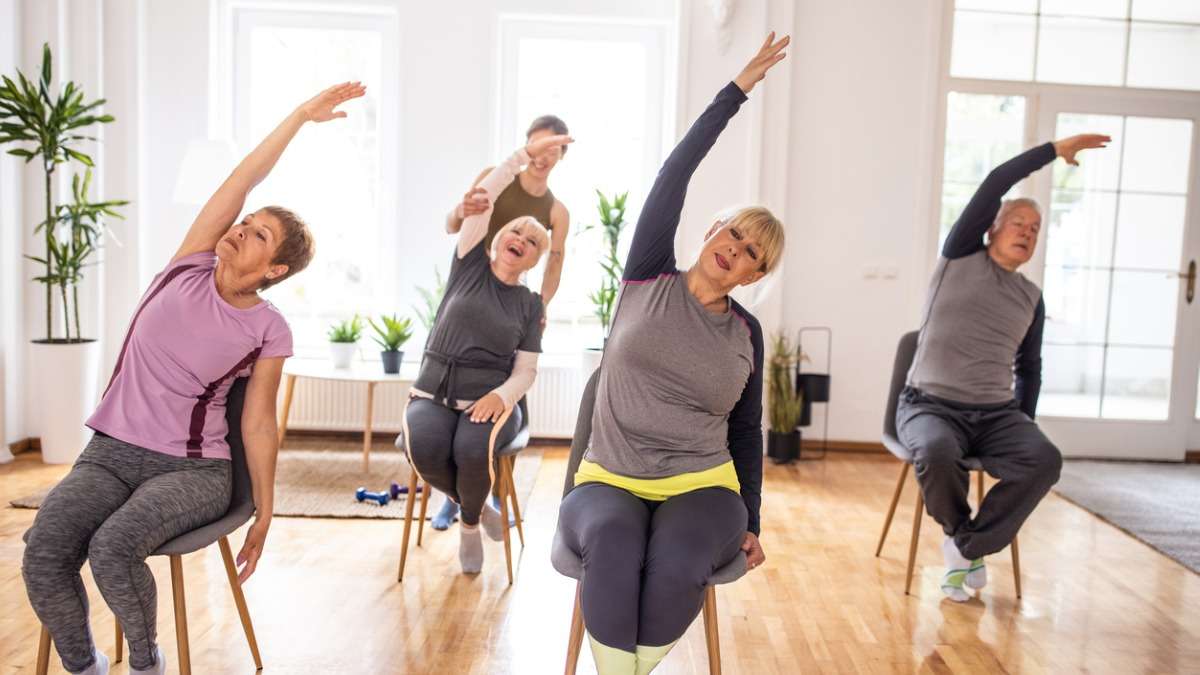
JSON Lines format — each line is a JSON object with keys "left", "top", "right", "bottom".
{"left": 22, "top": 433, "right": 231, "bottom": 673}
{"left": 897, "top": 387, "right": 1062, "bottom": 559}
{"left": 404, "top": 397, "right": 521, "bottom": 526}
{"left": 557, "top": 482, "right": 746, "bottom": 652}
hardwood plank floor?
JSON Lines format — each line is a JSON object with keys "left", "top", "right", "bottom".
{"left": 3, "top": 444, "right": 1198, "bottom": 673}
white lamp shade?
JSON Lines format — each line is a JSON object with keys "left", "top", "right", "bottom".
{"left": 172, "top": 139, "right": 238, "bottom": 206}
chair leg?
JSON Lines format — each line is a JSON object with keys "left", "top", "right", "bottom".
{"left": 417, "top": 480, "right": 430, "bottom": 547}
{"left": 702, "top": 585, "right": 721, "bottom": 675}
{"left": 36, "top": 624, "right": 51, "bottom": 675}
{"left": 169, "top": 555, "right": 192, "bottom": 675}
{"left": 506, "top": 457, "right": 525, "bottom": 548}
{"left": 219, "top": 536, "right": 264, "bottom": 670}
{"left": 1011, "top": 533, "right": 1023, "bottom": 599}
{"left": 904, "top": 489, "right": 925, "bottom": 595}
{"left": 115, "top": 618, "right": 123, "bottom": 663}
{"left": 564, "top": 582, "right": 585, "bottom": 675}
{"left": 397, "top": 469, "right": 419, "bottom": 582}
{"left": 499, "top": 463, "right": 514, "bottom": 585}
{"left": 875, "top": 462, "right": 909, "bottom": 556}
{"left": 976, "top": 470, "right": 985, "bottom": 512}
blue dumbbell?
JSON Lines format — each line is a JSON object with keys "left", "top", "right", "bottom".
{"left": 389, "top": 482, "right": 424, "bottom": 499}
{"left": 355, "top": 487, "right": 390, "bottom": 506}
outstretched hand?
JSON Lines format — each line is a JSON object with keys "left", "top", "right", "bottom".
{"left": 734, "top": 32, "right": 790, "bottom": 94}
{"left": 1054, "top": 134, "right": 1111, "bottom": 166}
{"left": 299, "top": 81, "right": 367, "bottom": 123}
{"left": 525, "top": 134, "right": 574, "bottom": 160}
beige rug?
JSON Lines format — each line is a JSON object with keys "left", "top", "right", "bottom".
{"left": 10, "top": 447, "right": 543, "bottom": 521}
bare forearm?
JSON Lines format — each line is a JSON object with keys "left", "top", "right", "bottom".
{"left": 540, "top": 252, "right": 564, "bottom": 304}
{"left": 244, "top": 427, "right": 279, "bottom": 518}
{"left": 446, "top": 207, "right": 464, "bottom": 234}
{"left": 232, "top": 108, "right": 308, "bottom": 191}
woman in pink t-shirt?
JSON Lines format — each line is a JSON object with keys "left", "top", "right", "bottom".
{"left": 22, "top": 82, "right": 364, "bottom": 675}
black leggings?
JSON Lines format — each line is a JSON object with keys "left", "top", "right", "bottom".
{"left": 404, "top": 397, "right": 522, "bottom": 526}
{"left": 558, "top": 482, "right": 746, "bottom": 651}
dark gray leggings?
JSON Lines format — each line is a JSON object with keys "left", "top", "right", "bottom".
{"left": 22, "top": 434, "right": 231, "bottom": 673}
{"left": 558, "top": 482, "right": 746, "bottom": 652}
{"left": 897, "top": 387, "right": 1062, "bottom": 559}
{"left": 404, "top": 397, "right": 521, "bottom": 526}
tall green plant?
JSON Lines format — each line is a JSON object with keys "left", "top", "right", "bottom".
{"left": 583, "top": 190, "right": 628, "bottom": 337}
{"left": 0, "top": 43, "right": 118, "bottom": 342}
{"left": 768, "top": 332, "right": 804, "bottom": 434}
{"left": 411, "top": 267, "right": 446, "bottom": 332}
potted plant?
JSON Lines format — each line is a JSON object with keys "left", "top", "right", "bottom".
{"left": 369, "top": 314, "right": 413, "bottom": 374}
{"left": 581, "top": 190, "right": 627, "bottom": 372}
{"left": 327, "top": 315, "right": 363, "bottom": 369}
{"left": 0, "top": 44, "right": 125, "bottom": 464}
{"left": 767, "top": 332, "right": 804, "bottom": 464}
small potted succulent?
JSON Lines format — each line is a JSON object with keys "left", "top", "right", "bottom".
{"left": 327, "top": 315, "right": 364, "bottom": 369}
{"left": 369, "top": 314, "right": 413, "bottom": 374}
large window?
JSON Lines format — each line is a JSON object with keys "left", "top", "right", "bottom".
{"left": 216, "top": 4, "right": 399, "bottom": 357}
{"left": 496, "top": 16, "right": 674, "bottom": 353}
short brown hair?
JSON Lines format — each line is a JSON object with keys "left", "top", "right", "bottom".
{"left": 526, "top": 114, "right": 570, "bottom": 155}
{"left": 260, "top": 205, "right": 315, "bottom": 289}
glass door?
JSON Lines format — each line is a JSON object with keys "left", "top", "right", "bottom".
{"left": 1033, "top": 94, "right": 1199, "bottom": 460}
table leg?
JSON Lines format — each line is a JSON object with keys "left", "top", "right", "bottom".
{"left": 278, "top": 374, "right": 296, "bottom": 447}
{"left": 363, "top": 381, "right": 376, "bottom": 472}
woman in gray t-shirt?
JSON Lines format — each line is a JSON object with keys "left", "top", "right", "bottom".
{"left": 403, "top": 134, "right": 569, "bottom": 575}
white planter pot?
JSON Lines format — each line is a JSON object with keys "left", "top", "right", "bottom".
{"left": 31, "top": 340, "right": 102, "bottom": 464}
{"left": 581, "top": 347, "right": 603, "bottom": 375}
{"left": 329, "top": 341, "right": 359, "bottom": 369}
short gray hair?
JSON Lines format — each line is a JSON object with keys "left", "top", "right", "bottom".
{"left": 989, "top": 197, "right": 1042, "bottom": 238}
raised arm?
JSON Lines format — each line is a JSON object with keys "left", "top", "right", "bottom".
{"left": 1014, "top": 297, "right": 1045, "bottom": 419}
{"left": 445, "top": 167, "right": 494, "bottom": 235}
{"left": 172, "top": 82, "right": 366, "bottom": 263}
{"left": 456, "top": 134, "right": 572, "bottom": 258}
{"left": 942, "top": 134, "right": 1111, "bottom": 259}
{"left": 539, "top": 202, "right": 570, "bottom": 304}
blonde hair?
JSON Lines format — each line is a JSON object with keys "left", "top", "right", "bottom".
{"left": 718, "top": 206, "right": 785, "bottom": 275}
{"left": 491, "top": 215, "right": 551, "bottom": 263}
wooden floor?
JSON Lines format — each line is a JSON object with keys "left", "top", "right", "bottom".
{"left": 3, "top": 444, "right": 1199, "bottom": 674}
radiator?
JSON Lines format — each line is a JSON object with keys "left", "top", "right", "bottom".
{"left": 278, "top": 362, "right": 588, "bottom": 439}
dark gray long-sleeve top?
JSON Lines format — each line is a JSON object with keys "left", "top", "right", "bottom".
{"left": 907, "top": 143, "right": 1053, "bottom": 419}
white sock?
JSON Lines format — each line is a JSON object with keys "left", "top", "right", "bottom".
{"left": 459, "top": 524, "right": 484, "bottom": 574}
{"left": 480, "top": 501, "right": 504, "bottom": 542}
{"left": 129, "top": 645, "right": 166, "bottom": 675}
{"left": 964, "top": 556, "right": 987, "bottom": 589}
{"left": 941, "top": 536, "right": 971, "bottom": 602}
{"left": 78, "top": 650, "right": 109, "bottom": 675}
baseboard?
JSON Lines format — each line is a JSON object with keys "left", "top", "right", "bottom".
{"left": 8, "top": 437, "right": 40, "bottom": 455}
{"left": 801, "top": 439, "right": 887, "bottom": 454}
{"left": 1186, "top": 450, "right": 1200, "bottom": 464}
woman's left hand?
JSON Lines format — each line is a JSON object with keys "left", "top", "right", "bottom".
{"left": 298, "top": 81, "right": 366, "bottom": 123}
{"left": 468, "top": 393, "right": 507, "bottom": 424}
{"left": 741, "top": 532, "right": 766, "bottom": 571}
{"left": 236, "top": 516, "right": 271, "bottom": 583}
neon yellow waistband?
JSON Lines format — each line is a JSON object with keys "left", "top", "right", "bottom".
{"left": 574, "top": 459, "right": 740, "bottom": 502}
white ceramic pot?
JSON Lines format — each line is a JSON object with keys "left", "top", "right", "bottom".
{"left": 31, "top": 340, "right": 102, "bottom": 464}
{"left": 330, "top": 341, "right": 359, "bottom": 369}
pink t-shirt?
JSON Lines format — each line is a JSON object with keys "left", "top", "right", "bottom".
{"left": 87, "top": 252, "right": 293, "bottom": 460}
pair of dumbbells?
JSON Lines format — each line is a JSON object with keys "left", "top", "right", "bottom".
{"left": 354, "top": 482, "right": 424, "bottom": 506}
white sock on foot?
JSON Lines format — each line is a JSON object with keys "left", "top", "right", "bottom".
{"left": 79, "top": 650, "right": 109, "bottom": 675}
{"left": 964, "top": 556, "right": 987, "bottom": 589}
{"left": 129, "top": 645, "right": 166, "bottom": 675}
{"left": 480, "top": 501, "right": 504, "bottom": 542}
{"left": 460, "top": 524, "right": 484, "bottom": 574}
{"left": 941, "top": 536, "right": 971, "bottom": 602}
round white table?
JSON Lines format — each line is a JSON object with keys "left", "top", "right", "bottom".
{"left": 278, "top": 359, "right": 418, "bottom": 471}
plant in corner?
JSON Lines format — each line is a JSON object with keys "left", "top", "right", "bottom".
{"left": 581, "top": 190, "right": 627, "bottom": 369}
{"left": 0, "top": 43, "right": 126, "bottom": 464}
{"left": 327, "top": 315, "right": 364, "bottom": 369}
{"left": 369, "top": 314, "right": 413, "bottom": 375}
{"left": 767, "top": 332, "right": 805, "bottom": 464}
{"left": 411, "top": 266, "right": 445, "bottom": 338}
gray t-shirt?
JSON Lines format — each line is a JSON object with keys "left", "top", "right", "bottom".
{"left": 586, "top": 273, "right": 755, "bottom": 478}
{"left": 907, "top": 250, "right": 1041, "bottom": 405}
{"left": 414, "top": 242, "right": 543, "bottom": 404}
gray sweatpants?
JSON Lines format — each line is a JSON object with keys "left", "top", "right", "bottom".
{"left": 896, "top": 386, "right": 1062, "bottom": 559}
{"left": 22, "top": 433, "right": 231, "bottom": 673}
{"left": 404, "top": 397, "right": 521, "bottom": 526}
{"left": 557, "top": 482, "right": 746, "bottom": 652}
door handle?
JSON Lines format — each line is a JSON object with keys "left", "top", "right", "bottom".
{"left": 1177, "top": 260, "right": 1197, "bottom": 304}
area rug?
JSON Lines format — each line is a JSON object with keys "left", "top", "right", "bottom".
{"left": 1054, "top": 459, "right": 1200, "bottom": 574}
{"left": 10, "top": 447, "right": 543, "bottom": 521}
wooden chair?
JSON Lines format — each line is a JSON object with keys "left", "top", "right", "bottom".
{"left": 551, "top": 369, "right": 746, "bottom": 675}
{"left": 34, "top": 377, "right": 263, "bottom": 675}
{"left": 875, "top": 331, "right": 1022, "bottom": 597}
{"left": 395, "top": 397, "right": 529, "bottom": 584}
